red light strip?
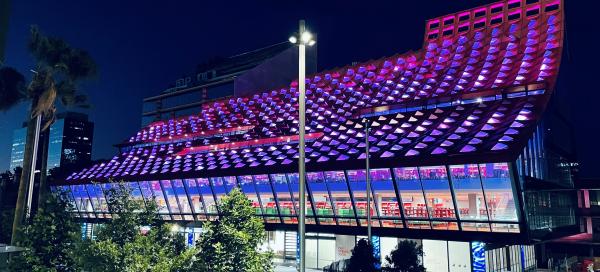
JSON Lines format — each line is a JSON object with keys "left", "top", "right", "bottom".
{"left": 148, "top": 125, "right": 255, "bottom": 143}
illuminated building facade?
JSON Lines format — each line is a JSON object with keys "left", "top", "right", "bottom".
{"left": 54, "top": 1, "right": 575, "bottom": 270}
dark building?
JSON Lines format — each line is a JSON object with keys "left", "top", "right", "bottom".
{"left": 51, "top": 112, "right": 94, "bottom": 171}
{"left": 9, "top": 112, "right": 94, "bottom": 174}
{"left": 141, "top": 42, "right": 317, "bottom": 126}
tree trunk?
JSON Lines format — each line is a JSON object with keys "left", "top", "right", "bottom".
{"left": 10, "top": 100, "right": 38, "bottom": 245}
{"left": 37, "top": 127, "right": 49, "bottom": 210}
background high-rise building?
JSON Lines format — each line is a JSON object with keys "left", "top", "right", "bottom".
{"left": 9, "top": 112, "right": 94, "bottom": 174}
{"left": 141, "top": 42, "right": 317, "bottom": 126}
{"left": 8, "top": 127, "right": 25, "bottom": 171}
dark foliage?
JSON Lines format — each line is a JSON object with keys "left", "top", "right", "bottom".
{"left": 8, "top": 191, "right": 81, "bottom": 272}
{"left": 345, "top": 239, "right": 380, "bottom": 272}
{"left": 383, "top": 240, "right": 425, "bottom": 272}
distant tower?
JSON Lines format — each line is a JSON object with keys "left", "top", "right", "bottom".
{"left": 9, "top": 112, "right": 94, "bottom": 174}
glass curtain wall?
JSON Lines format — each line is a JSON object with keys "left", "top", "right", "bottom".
{"left": 55, "top": 162, "right": 523, "bottom": 233}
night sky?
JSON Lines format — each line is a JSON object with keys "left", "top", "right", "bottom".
{"left": 1, "top": 1, "right": 599, "bottom": 178}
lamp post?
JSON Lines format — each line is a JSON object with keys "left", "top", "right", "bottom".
{"left": 362, "top": 118, "right": 372, "bottom": 244}
{"left": 289, "top": 19, "right": 315, "bottom": 272}
{"left": 26, "top": 69, "right": 41, "bottom": 219}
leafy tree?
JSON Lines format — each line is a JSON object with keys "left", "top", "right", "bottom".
{"left": 78, "top": 182, "right": 196, "bottom": 272}
{"left": 193, "top": 188, "right": 273, "bottom": 272}
{"left": 345, "top": 238, "right": 380, "bottom": 272}
{"left": 8, "top": 191, "right": 81, "bottom": 272}
{"left": 1, "top": 26, "right": 97, "bottom": 244}
{"left": 0, "top": 209, "right": 14, "bottom": 243}
{"left": 382, "top": 240, "right": 425, "bottom": 272}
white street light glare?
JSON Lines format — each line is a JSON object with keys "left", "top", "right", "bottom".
{"left": 301, "top": 31, "right": 312, "bottom": 43}
{"left": 289, "top": 36, "right": 297, "bottom": 44}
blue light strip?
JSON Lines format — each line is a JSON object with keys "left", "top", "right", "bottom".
{"left": 360, "top": 89, "right": 545, "bottom": 119}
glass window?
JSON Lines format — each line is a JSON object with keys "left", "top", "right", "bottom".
{"left": 324, "top": 171, "right": 356, "bottom": 226}
{"left": 288, "top": 173, "right": 316, "bottom": 225}
{"left": 479, "top": 163, "right": 518, "bottom": 222}
{"left": 449, "top": 164, "right": 489, "bottom": 221}
{"left": 419, "top": 166, "right": 457, "bottom": 223}
{"left": 210, "top": 177, "right": 236, "bottom": 207}
{"left": 589, "top": 190, "right": 600, "bottom": 207}
{"left": 490, "top": 223, "right": 520, "bottom": 233}
{"left": 138, "top": 181, "right": 153, "bottom": 200}
{"left": 238, "top": 175, "right": 262, "bottom": 215}
{"left": 60, "top": 185, "right": 80, "bottom": 214}
{"left": 172, "top": 179, "right": 193, "bottom": 221}
{"left": 307, "top": 172, "right": 336, "bottom": 225}
{"left": 149, "top": 180, "right": 171, "bottom": 220}
{"left": 270, "top": 173, "right": 296, "bottom": 224}
{"left": 394, "top": 167, "right": 429, "bottom": 223}
{"left": 347, "top": 170, "right": 381, "bottom": 227}
{"left": 370, "top": 168, "right": 402, "bottom": 228}
{"left": 85, "top": 184, "right": 104, "bottom": 217}
{"left": 254, "top": 174, "right": 280, "bottom": 223}
{"left": 160, "top": 180, "right": 181, "bottom": 220}
{"left": 461, "top": 222, "right": 491, "bottom": 232}
{"left": 431, "top": 220, "right": 459, "bottom": 230}
{"left": 406, "top": 220, "right": 431, "bottom": 229}
{"left": 197, "top": 178, "right": 218, "bottom": 220}
{"left": 183, "top": 179, "right": 207, "bottom": 220}
{"left": 71, "top": 185, "right": 91, "bottom": 217}
{"left": 128, "top": 182, "right": 145, "bottom": 207}
{"left": 101, "top": 183, "right": 117, "bottom": 218}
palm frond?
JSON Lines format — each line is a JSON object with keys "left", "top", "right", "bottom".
{"left": 28, "top": 25, "right": 97, "bottom": 81}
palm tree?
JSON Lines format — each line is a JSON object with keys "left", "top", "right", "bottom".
{"left": 0, "top": 25, "right": 96, "bottom": 245}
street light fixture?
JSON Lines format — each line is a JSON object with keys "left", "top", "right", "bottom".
{"left": 362, "top": 118, "right": 373, "bottom": 245}
{"left": 289, "top": 19, "right": 315, "bottom": 272}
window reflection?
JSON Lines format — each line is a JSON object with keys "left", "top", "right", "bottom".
{"left": 172, "top": 179, "right": 193, "bottom": 221}
{"left": 61, "top": 186, "right": 81, "bottom": 215}
{"left": 147, "top": 180, "right": 171, "bottom": 220}
{"left": 270, "top": 173, "right": 297, "bottom": 224}
{"left": 370, "top": 169, "right": 402, "bottom": 228}
{"left": 419, "top": 166, "right": 456, "bottom": 222}
{"left": 183, "top": 178, "right": 207, "bottom": 221}
{"left": 85, "top": 184, "right": 104, "bottom": 218}
{"left": 254, "top": 175, "right": 279, "bottom": 223}
{"left": 394, "top": 167, "right": 429, "bottom": 225}
{"left": 288, "top": 173, "right": 316, "bottom": 224}
{"left": 71, "top": 185, "right": 91, "bottom": 218}
{"left": 161, "top": 180, "right": 182, "bottom": 220}
{"left": 491, "top": 223, "right": 520, "bottom": 233}
{"left": 238, "top": 175, "right": 262, "bottom": 216}
{"left": 479, "top": 163, "right": 518, "bottom": 222}
{"left": 347, "top": 170, "right": 380, "bottom": 227}
{"left": 61, "top": 162, "right": 521, "bottom": 233}
{"left": 406, "top": 220, "right": 431, "bottom": 229}
{"left": 461, "top": 222, "right": 491, "bottom": 232}
{"left": 101, "top": 183, "right": 117, "bottom": 218}
{"left": 325, "top": 171, "right": 356, "bottom": 226}
{"left": 198, "top": 178, "right": 218, "bottom": 219}
{"left": 128, "top": 182, "right": 145, "bottom": 212}
{"left": 307, "top": 172, "right": 335, "bottom": 225}
{"left": 449, "top": 164, "right": 489, "bottom": 221}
